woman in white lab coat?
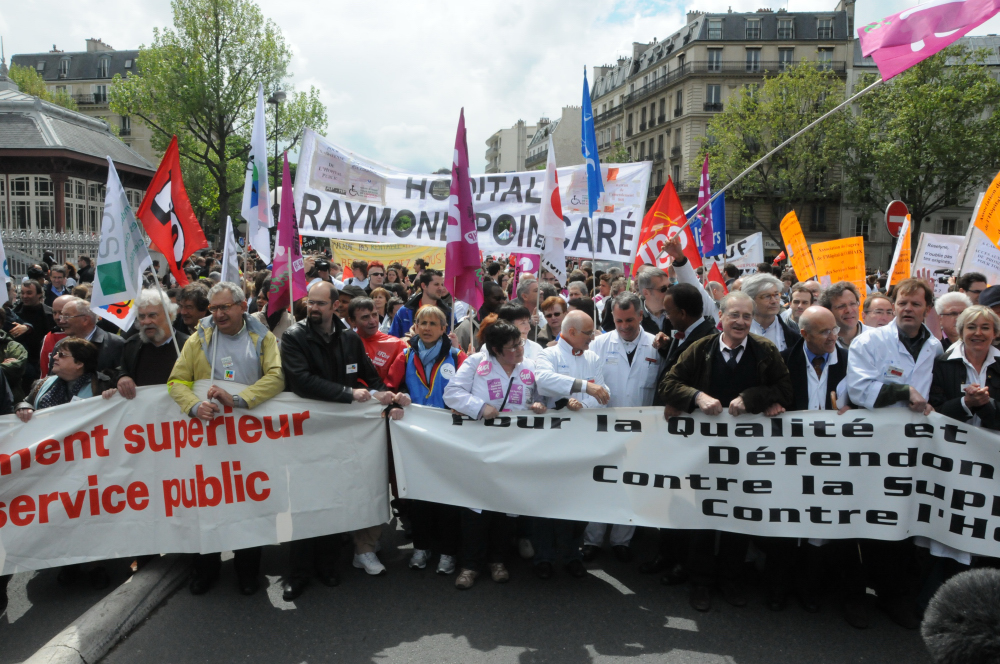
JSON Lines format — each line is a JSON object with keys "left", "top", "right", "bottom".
{"left": 443, "top": 320, "right": 546, "bottom": 591}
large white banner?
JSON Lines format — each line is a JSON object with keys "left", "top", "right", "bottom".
{"left": 391, "top": 406, "right": 1000, "bottom": 558}
{"left": 704, "top": 232, "right": 764, "bottom": 276}
{"left": 0, "top": 382, "right": 388, "bottom": 575}
{"left": 913, "top": 231, "right": 965, "bottom": 295}
{"left": 293, "top": 129, "right": 652, "bottom": 262}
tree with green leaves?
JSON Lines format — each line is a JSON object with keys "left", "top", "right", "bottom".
{"left": 603, "top": 140, "right": 630, "bottom": 164}
{"left": 843, "top": 45, "right": 1000, "bottom": 252}
{"left": 702, "top": 63, "right": 852, "bottom": 249}
{"left": 109, "top": 0, "right": 326, "bottom": 235}
{"left": 8, "top": 63, "right": 78, "bottom": 111}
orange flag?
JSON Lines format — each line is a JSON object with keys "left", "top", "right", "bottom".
{"left": 632, "top": 178, "right": 701, "bottom": 276}
{"left": 779, "top": 211, "right": 816, "bottom": 281}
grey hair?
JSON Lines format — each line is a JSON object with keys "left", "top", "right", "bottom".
{"left": 207, "top": 281, "right": 246, "bottom": 304}
{"left": 516, "top": 276, "right": 537, "bottom": 299}
{"left": 636, "top": 266, "right": 668, "bottom": 292}
{"left": 568, "top": 280, "right": 588, "bottom": 295}
{"left": 50, "top": 265, "right": 68, "bottom": 277}
{"left": 740, "top": 273, "right": 784, "bottom": 302}
{"left": 135, "top": 288, "right": 179, "bottom": 319}
{"left": 63, "top": 296, "right": 97, "bottom": 321}
{"left": 719, "top": 291, "right": 753, "bottom": 316}
{"left": 956, "top": 305, "right": 1000, "bottom": 336}
{"left": 934, "top": 291, "right": 972, "bottom": 314}
{"left": 612, "top": 291, "right": 642, "bottom": 313}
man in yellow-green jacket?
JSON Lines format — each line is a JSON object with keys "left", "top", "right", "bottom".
{"left": 167, "top": 281, "right": 284, "bottom": 597}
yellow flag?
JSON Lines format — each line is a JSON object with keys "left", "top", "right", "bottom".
{"left": 974, "top": 168, "right": 1000, "bottom": 249}
{"left": 779, "top": 211, "right": 816, "bottom": 281}
{"left": 812, "top": 236, "right": 867, "bottom": 314}
{"left": 887, "top": 215, "right": 911, "bottom": 287}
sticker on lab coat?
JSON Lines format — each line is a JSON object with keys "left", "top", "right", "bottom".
{"left": 519, "top": 369, "right": 535, "bottom": 385}
{"left": 223, "top": 369, "right": 235, "bottom": 381}
{"left": 440, "top": 363, "right": 456, "bottom": 379}
{"left": 477, "top": 361, "right": 493, "bottom": 376}
{"left": 487, "top": 378, "right": 504, "bottom": 400}
{"left": 221, "top": 356, "right": 234, "bottom": 368}
{"left": 508, "top": 384, "right": 524, "bottom": 405}
{"left": 346, "top": 363, "right": 358, "bottom": 374}
{"left": 882, "top": 364, "right": 905, "bottom": 383}
{"left": 606, "top": 357, "right": 619, "bottom": 365}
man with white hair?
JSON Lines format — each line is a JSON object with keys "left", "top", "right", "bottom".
{"left": 742, "top": 273, "right": 797, "bottom": 352}
{"left": 105, "top": 289, "right": 188, "bottom": 400}
{"left": 58, "top": 296, "right": 124, "bottom": 374}
{"left": 636, "top": 266, "right": 672, "bottom": 337}
{"left": 513, "top": 276, "right": 540, "bottom": 336}
{"left": 934, "top": 291, "right": 972, "bottom": 353}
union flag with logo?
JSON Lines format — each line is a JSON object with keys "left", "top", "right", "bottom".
{"left": 631, "top": 178, "right": 702, "bottom": 276}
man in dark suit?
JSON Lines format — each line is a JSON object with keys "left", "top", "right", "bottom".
{"left": 44, "top": 265, "right": 70, "bottom": 306}
{"left": 660, "top": 291, "right": 792, "bottom": 613}
{"left": 58, "top": 297, "right": 124, "bottom": 375}
{"left": 636, "top": 266, "right": 673, "bottom": 337}
{"left": 108, "top": 289, "right": 189, "bottom": 399}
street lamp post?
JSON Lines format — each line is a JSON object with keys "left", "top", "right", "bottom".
{"left": 266, "top": 90, "right": 286, "bottom": 225}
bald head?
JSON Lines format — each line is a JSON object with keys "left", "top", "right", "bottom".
{"left": 799, "top": 305, "right": 838, "bottom": 356}
{"left": 561, "top": 310, "right": 596, "bottom": 352}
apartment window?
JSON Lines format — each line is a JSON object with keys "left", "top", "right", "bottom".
{"left": 658, "top": 98, "right": 665, "bottom": 120}
{"left": 656, "top": 169, "right": 663, "bottom": 187}
{"left": 746, "top": 49, "right": 761, "bottom": 73}
{"left": 854, "top": 217, "right": 871, "bottom": 239}
{"left": 626, "top": 146, "right": 632, "bottom": 160}
{"left": 675, "top": 89, "right": 684, "bottom": 116}
{"left": 601, "top": 103, "right": 606, "bottom": 114}
{"left": 941, "top": 218, "right": 958, "bottom": 235}
{"left": 124, "top": 59, "right": 133, "bottom": 69}
{"left": 0, "top": 178, "right": 5, "bottom": 229}
{"left": 658, "top": 135, "right": 664, "bottom": 153}
{"left": 58, "top": 58, "right": 69, "bottom": 77}
{"left": 639, "top": 143, "right": 646, "bottom": 160}
{"left": 708, "top": 18, "right": 723, "bottom": 40}
{"left": 705, "top": 84, "right": 722, "bottom": 112}
{"left": 745, "top": 18, "right": 761, "bottom": 39}
{"left": 740, "top": 208, "right": 756, "bottom": 230}
{"left": 779, "top": 48, "right": 795, "bottom": 71}
{"left": 649, "top": 139, "right": 655, "bottom": 158}
{"left": 778, "top": 18, "right": 794, "bottom": 40}
{"left": 817, "top": 48, "right": 833, "bottom": 71}
{"left": 678, "top": 54, "right": 686, "bottom": 69}
{"left": 36, "top": 61, "right": 45, "bottom": 72}
{"left": 627, "top": 113, "right": 633, "bottom": 135}
{"left": 672, "top": 164, "right": 681, "bottom": 182}
{"left": 810, "top": 205, "right": 827, "bottom": 232}
{"left": 121, "top": 115, "right": 131, "bottom": 135}
{"left": 97, "top": 57, "right": 110, "bottom": 78}
{"left": 643, "top": 75, "right": 648, "bottom": 88}
{"left": 708, "top": 49, "right": 722, "bottom": 72}
{"left": 640, "top": 107, "right": 647, "bottom": 128}
{"left": 817, "top": 18, "right": 834, "bottom": 40}
{"left": 94, "top": 85, "right": 108, "bottom": 103}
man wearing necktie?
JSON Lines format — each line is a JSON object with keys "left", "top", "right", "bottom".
{"left": 659, "top": 291, "right": 793, "bottom": 613}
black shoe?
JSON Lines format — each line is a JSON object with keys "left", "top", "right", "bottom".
{"left": 844, "top": 596, "right": 870, "bottom": 629}
{"left": 660, "top": 563, "right": 689, "bottom": 586}
{"left": 720, "top": 581, "right": 748, "bottom": 607}
{"left": 638, "top": 555, "right": 669, "bottom": 575}
{"left": 56, "top": 565, "right": 80, "bottom": 587}
{"left": 316, "top": 570, "right": 341, "bottom": 588}
{"left": 765, "top": 587, "right": 787, "bottom": 612}
{"left": 189, "top": 575, "right": 215, "bottom": 595}
{"left": 798, "top": 590, "right": 821, "bottom": 614}
{"left": 612, "top": 545, "right": 632, "bottom": 563}
{"left": 690, "top": 584, "right": 712, "bottom": 612}
{"left": 878, "top": 596, "right": 920, "bottom": 629}
{"left": 282, "top": 577, "right": 308, "bottom": 601}
{"left": 89, "top": 567, "right": 110, "bottom": 590}
{"left": 239, "top": 578, "right": 260, "bottom": 596}
{"left": 534, "top": 562, "right": 554, "bottom": 580}
{"left": 565, "top": 559, "right": 587, "bottom": 578}
{"left": 581, "top": 545, "right": 601, "bottom": 562}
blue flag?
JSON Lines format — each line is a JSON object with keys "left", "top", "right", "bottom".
{"left": 581, "top": 68, "right": 604, "bottom": 219}
{"left": 687, "top": 192, "right": 727, "bottom": 258}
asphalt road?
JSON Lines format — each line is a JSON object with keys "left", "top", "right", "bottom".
{"left": 97, "top": 521, "right": 931, "bottom": 664}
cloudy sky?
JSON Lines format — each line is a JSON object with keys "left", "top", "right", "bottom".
{"left": 3, "top": 0, "right": 999, "bottom": 173}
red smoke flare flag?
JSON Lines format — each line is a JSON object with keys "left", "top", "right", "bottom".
{"left": 444, "top": 109, "right": 483, "bottom": 312}
{"left": 696, "top": 155, "right": 714, "bottom": 257}
{"left": 858, "top": 0, "right": 1000, "bottom": 81}
{"left": 632, "top": 178, "right": 702, "bottom": 276}
{"left": 267, "top": 153, "right": 307, "bottom": 315}
{"left": 136, "top": 136, "right": 208, "bottom": 286}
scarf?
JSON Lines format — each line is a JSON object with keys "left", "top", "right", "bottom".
{"left": 417, "top": 338, "right": 443, "bottom": 381}
{"left": 37, "top": 373, "right": 92, "bottom": 411}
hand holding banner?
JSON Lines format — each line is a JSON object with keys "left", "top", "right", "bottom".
{"left": 779, "top": 211, "right": 816, "bottom": 280}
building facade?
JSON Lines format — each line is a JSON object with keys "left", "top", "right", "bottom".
{"left": 484, "top": 120, "right": 536, "bottom": 173}
{"left": 11, "top": 38, "right": 157, "bottom": 165}
{"left": 524, "top": 106, "right": 583, "bottom": 170}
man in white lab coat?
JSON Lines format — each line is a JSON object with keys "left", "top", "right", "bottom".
{"left": 585, "top": 293, "right": 661, "bottom": 562}
{"left": 846, "top": 277, "right": 942, "bottom": 630}
{"left": 531, "top": 311, "right": 610, "bottom": 579}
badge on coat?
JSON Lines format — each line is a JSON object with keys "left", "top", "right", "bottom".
{"left": 224, "top": 369, "right": 235, "bottom": 381}
{"left": 440, "top": 364, "right": 456, "bottom": 379}
{"left": 881, "top": 364, "right": 905, "bottom": 383}
{"left": 221, "top": 356, "right": 234, "bottom": 368}
{"left": 346, "top": 363, "right": 358, "bottom": 374}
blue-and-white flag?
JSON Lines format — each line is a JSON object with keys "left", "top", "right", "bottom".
{"left": 241, "top": 83, "right": 272, "bottom": 263}
{"left": 581, "top": 68, "right": 604, "bottom": 219}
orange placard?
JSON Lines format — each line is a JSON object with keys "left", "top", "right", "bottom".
{"left": 812, "top": 236, "right": 867, "bottom": 314}
{"left": 888, "top": 215, "right": 911, "bottom": 287}
{"left": 974, "top": 168, "right": 1000, "bottom": 249}
{"left": 779, "top": 211, "right": 817, "bottom": 281}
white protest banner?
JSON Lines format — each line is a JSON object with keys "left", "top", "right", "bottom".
{"left": 293, "top": 129, "right": 652, "bottom": 262}
{"left": 0, "top": 382, "right": 388, "bottom": 575}
{"left": 912, "top": 232, "right": 965, "bottom": 295}
{"left": 958, "top": 193, "right": 1000, "bottom": 284}
{"left": 704, "top": 232, "right": 764, "bottom": 275}
{"left": 391, "top": 406, "right": 1000, "bottom": 558}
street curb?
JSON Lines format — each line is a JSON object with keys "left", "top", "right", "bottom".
{"left": 23, "top": 555, "right": 192, "bottom": 664}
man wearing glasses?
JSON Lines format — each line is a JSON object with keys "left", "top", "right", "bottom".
{"left": 167, "top": 282, "right": 285, "bottom": 597}
{"left": 365, "top": 260, "right": 386, "bottom": 294}
{"left": 57, "top": 297, "right": 125, "bottom": 374}
{"left": 819, "top": 282, "right": 869, "bottom": 351}
{"left": 636, "top": 266, "right": 673, "bottom": 338}
{"left": 957, "top": 272, "right": 987, "bottom": 305}
{"left": 279, "top": 281, "right": 409, "bottom": 598}
{"left": 742, "top": 273, "right": 797, "bottom": 353}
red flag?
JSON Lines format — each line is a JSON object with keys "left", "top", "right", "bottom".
{"left": 773, "top": 250, "right": 786, "bottom": 266}
{"left": 707, "top": 262, "right": 728, "bottom": 294}
{"left": 632, "top": 178, "right": 701, "bottom": 276}
{"left": 444, "top": 109, "right": 484, "bottom": 311}
{"left": 136, "top": 136, "right": 207, "bottom": 286}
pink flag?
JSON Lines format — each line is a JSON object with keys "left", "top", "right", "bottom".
{"left": 696, "top": 155, "right": 713, "bottom": 257}
{"left": 267, "top": 152, "right": 307, "bottom": 315}
{"left": 444, "top": 109, "right": 483, "bottom": 313}
{"left": 858, "top": 0, "right": 1000, "bottom": 80}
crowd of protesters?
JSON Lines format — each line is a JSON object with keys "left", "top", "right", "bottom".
{"left": 0, "top": 241, "right": 996, "bottom": 636}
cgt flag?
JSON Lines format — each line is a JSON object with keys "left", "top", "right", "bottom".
{"left": 444, "top": 108, "right": 483, "bottom": 313}
{"left": 632, "top": 178, "right": 701, "bottom": 276}
{"left": 136, "top": 136, "right": 207, "bottom": 286}
{"left": 538, "top": 134, "right": 567, "bottom": 287}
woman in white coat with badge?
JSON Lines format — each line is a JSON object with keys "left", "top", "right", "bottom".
{"left": 443, "top": 319, "right": 547, "bottom": 591}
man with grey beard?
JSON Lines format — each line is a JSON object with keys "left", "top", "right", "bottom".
{"left": 105, "top": 289, "right": 188, "bottom": 400}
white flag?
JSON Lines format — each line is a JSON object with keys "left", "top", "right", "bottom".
{"left": 539, "top": 135, "right": 567, "bottom": 287}
{"left": 91, "top": 158, "right": 153, "bottom": 331}
{"left": 221, "top": 216, "right": 241, "bottom": 285}
{"left": 241, "top": 83, "right": 272, "bottom": 263}
{"left": 0, "top": 231, "right": 10, "bottom": 308}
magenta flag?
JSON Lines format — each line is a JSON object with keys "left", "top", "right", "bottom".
{"left": 696, "top": 155, "right": 713, "bottom": 257}
{"left": 267, "top": 152, "right": 307, "bottom": 315}
{"left": 444, "top": 109, "right": 483, "bottom": 313}
{"left": 858, "top": 0, "right": 1000, "bottom": 80}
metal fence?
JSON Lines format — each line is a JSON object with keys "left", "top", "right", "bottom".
{"left": 2, "top": 229, "right": 99, "bottom": 280}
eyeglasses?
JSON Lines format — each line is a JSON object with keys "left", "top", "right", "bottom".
{"left": 57, "top": 312, "right": 88, "bottom": 320}
{"left": 832, "top": 302, "right": 858, "bottom": 312}
{"left": 646, "top": 285, "right": 669, "bottom": 294}
{"left": 307, "top": 300, "right": 331, "bottom": 307}
{"left": 207, "top": 302, "right": 238, "bottom": 314}
{"left": 501, "top": 340, "right": 525, "bottom": 353}
{"left": 940, "top": 312, "right": 962, "bottom": 318}
{"left": 54, "top": 350, "right": 72, "bottom": 359}
{"left": 967, "top": 288, "right": 985, "bottom": 295}
{"left": 816, "top": 326, "right": 841, "bottom": 337}
{"left": 756, "top": 292, "right": 780, "bottom": 301}
{"left": 368, "top": 271, "right": 384, "bottom": 277}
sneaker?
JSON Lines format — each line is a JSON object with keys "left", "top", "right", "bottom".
{"left": 518, "top": 538, "right": 535, "bottom": 560}
{"left": 455, "top": 568, "right": 477, "bottom": 589}
{"left": 409, "top": 549, "right": 430, "bottom": 570}
{"left": 490, "top": 563, "right": 510, "bottom": 583}
{"left": 437, "top": 554, "right": 457, "bottom": 575}
{"left": 353, "top": 552, "right": 387, "bottom": 576}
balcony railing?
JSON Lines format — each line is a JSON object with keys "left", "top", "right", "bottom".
{"left": 119, "top": 127, "right": 131, "bottom": 136}
{"left": 72, "top": 93, "right": 108, "bottom": 105}
{"left": 674, "top": 108, "right": 683, "bottom": 117}
{"left": 777, "top": 27, "right": 795, "bottom": 40}
{"left": 818, "top": 27, "right": 834, "bottom": 39}
{"left": 671, "top": 146, "right": 682, "bottom": 158}
{"left": 626, "top": 128, "right": 633, "bottom": 137}
{"left": 657, "top": 114, "right": 666, "bottom": 123}
{"left": 524, "top": 149, "right": 548, "bottom": 169}
{"left": 654, "top": 151, "right": 664, "bottom": 162}
{"left": 594, "top": 107, "right": 618, "bottom": 125}
{"left": 639, "top": 122, "right": 647, "bottom": 131}
{"left": 703, "top": 102, "right": 723, "bottom": 112}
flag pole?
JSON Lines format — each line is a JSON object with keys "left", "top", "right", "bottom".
{"left": 655, "top": 77, "right": 884, "bottom": 262}
{"left": 146, "top": 266, "right": 183, "bottom": 358}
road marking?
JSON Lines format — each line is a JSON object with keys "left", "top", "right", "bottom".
{"left": 587, "top": 569, "right": 635, "bottom": 595}
{"left": 265, "top": 575, "right": 296, "bottom": 611}
{"left": 665, "top": 616, "right": 699, "bottom": 632}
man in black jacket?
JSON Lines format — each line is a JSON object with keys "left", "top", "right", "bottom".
{"left": 13, "top": 280, "right": 54, "bottom": 390}
{"left": 106, "top": 289, "right": 189, "bottom": 399}
{"left": 59, "top": 297, "right": 124, "bottom": 375}
{"left": 636, "top": 265, "right": 673, "bottom": 337}
{"left": 279, "top": 281, "right": 409, "bottom": 601}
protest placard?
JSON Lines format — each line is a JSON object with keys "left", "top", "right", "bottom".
{"left": 811, "top": 237, "right": 866, "bottom": 310}
{"left": 330, "top": 239, "right": 446, "bottom": 273}
{"left": 912, "top": 232, "right": 965, "bottom": 295}
{"left": 779, "top": 211, "right": 816, "bottom": 280}
{"left": 887, "top": 215, "right": 911, "bottom": 287}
